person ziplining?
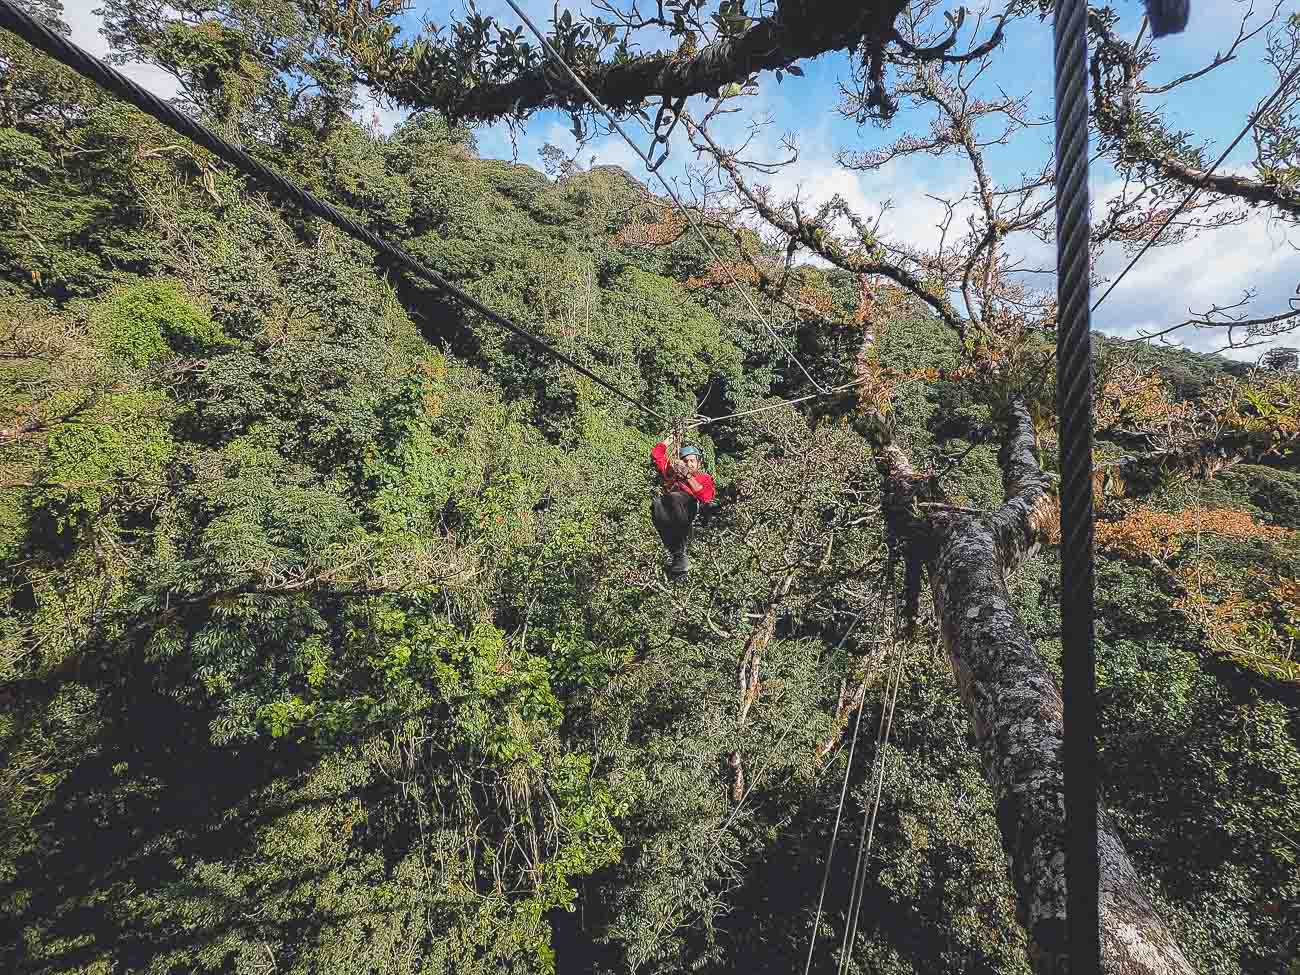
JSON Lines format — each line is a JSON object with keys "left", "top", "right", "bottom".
{"left": 650, "top": 432, "right": 715, "bottom": 578}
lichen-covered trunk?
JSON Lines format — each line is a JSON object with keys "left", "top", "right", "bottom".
{"left": 928, "top": 515, "right": 1194, "bottom": 974}
{"left": 911, "top": 402, "right": 1196, "bottom": 974}
{"left": 427, "top": 1, "right": 909, "bottom": 123}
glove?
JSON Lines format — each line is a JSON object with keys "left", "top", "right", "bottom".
{"left": 669, "top": 459, "right": 690, "bottom": 478}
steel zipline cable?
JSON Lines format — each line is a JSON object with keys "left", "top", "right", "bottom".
{"left": 0, "top": 0, "right": 668, "bottom": 423}
{"left": 686, "top": 377, "right": 870, "bottom": 430}
{"left": 1052, "top": 1, "right": 1100, "bottom": 973}
{"left": 501, "top": 0, "right": 832, "bottom": 396}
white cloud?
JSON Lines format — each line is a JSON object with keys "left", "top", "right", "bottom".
{"left": 731, "top": 146, "right": 1299, "bottom": 363}
{"left": 672, "top": 121, "right": 980, "bottom": 270}
{"left": 1086, "top": 171, "right": 1300, "bottom": 359}
{"left": 1093, "top": 210, "right": 1299, "bottom": 360}
{"left": 59, "top": 0, "right": 181, "bottom": 99}
{"left": 349, "top": 85, "right": 410, "bottom": 136}
{"left": 585, "top": 133, "right": 646, "bottom": 172}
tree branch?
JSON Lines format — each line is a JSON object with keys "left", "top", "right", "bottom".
{"left": 875, "top": 407, "right": 1198, "bottom": 973}
{"left": 344, "top": 0, "right": 909, "bottom": 123}
{"left": 1089, "top": 8, "right": 1300, "bottom": 219}
{"left": 889, "top": 2, "right": 1013, "bottom": 65}
{"left": 990, "top": 398, "right": 1055, "bottom": 574}
{"left": 683, "top": 112, "right": 970, "bottom": 336}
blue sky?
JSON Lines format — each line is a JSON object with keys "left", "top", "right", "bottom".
{"left": 464, "top": 2, "right": 1272, "bottom": 176}
{"left": 59, "top": 0, "right": 1300, "bottom": 359}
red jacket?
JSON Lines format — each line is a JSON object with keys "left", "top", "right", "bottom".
{"left": 652, "top": 442, "right": 716, "bottom": 502}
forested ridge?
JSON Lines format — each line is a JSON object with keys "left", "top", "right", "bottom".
{"left": 2, "top": 1, "right": 1300, "bottom": 973}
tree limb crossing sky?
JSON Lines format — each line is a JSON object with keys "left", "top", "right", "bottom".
{"left": 55, "top": 0, "right": 1300, "bottom": 361}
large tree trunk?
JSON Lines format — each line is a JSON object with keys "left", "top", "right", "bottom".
{"left": 879, "top": 401, "right": 1195, "bottom": 975}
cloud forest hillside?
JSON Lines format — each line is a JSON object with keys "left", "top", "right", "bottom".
{"left": 2, "top": 4, "right": 1300, "bottom": 974}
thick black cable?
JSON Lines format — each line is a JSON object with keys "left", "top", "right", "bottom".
{"left": 0, "top": 0, "right": 665, "bottom": 423}
{"left": 1053, "top": 2, "right": 1100, "bottom": 974}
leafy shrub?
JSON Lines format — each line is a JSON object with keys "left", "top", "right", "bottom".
{"left": 89, "top": 279, "right": 227, "bottom": 365}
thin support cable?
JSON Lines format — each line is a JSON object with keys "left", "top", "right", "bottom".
{"left": 841, "top": 627, "right": 903, "bottom": 969}
{"left": 836, "top": 564, "right": 904, "bottom": 975}
{"left": 718, "top": 600, "right": 871, "bottom": 839}
{"left": 686, "top": 377, "right": 869, "bottom": 429}
{"left": 688, "top": 356, "right": 959, "bottom": 430}
{"left": 0, "top": 0, "right": 666, "bottom": 423}
{"left": 1053, "top": 2, "right": 1100, "bottom": 974}
{"left": 501, "top": 0, "right": 831, "bottom": 394}
{"left": 1094, "top": 60, "right": 1300, "bottom": 314}
{"left": 802, "top": 670, "right": 868, "bottom": 975}
{"left": 833, "top": 652, "right": 897, "bottom": 975}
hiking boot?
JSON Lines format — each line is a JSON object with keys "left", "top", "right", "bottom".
{"left": 668, "top": 546, "right": 690, "bottom": 578}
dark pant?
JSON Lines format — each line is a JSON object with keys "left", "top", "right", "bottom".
{"left": 651, "top": 490, "right": 698, "bottom": 555}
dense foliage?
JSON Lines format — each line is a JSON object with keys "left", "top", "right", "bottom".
{"left": 1, "top": 3, "right": 1298, "bottom": 973}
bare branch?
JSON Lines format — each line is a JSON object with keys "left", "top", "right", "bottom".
{"left": 1128, "top": 281, "right": 1300, "bottom": 350}
{"left": 683, "top": 111, "right": 970, "bottom": 335}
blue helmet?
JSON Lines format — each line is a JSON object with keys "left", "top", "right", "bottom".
{"left": 679, "top": 445, "right": 703, "bottom": 461}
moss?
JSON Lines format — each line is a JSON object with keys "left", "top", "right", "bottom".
{"left": 1219, "top": 465, "right": 1300, "bottom": 529}
{"left": 89, "top": 279, "right": 227, "bottom": 366}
